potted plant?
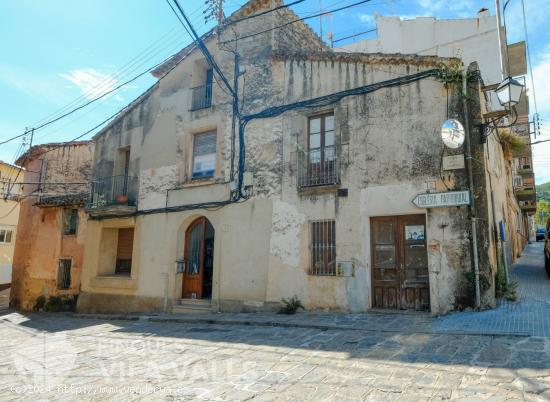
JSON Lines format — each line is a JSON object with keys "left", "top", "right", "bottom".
{"left": 116, "top": 194, "right": 128, "bottom": 204}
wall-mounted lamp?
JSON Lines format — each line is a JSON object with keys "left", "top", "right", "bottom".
{"left": 495, "top": 76, "right": 524, "bottom": 109}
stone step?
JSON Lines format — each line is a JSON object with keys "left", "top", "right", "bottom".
{"left": 176, "top": 298, "right": 211, "bottom": 306}
{"left": 171, "top": 299, "right": 212, "bottom": 314}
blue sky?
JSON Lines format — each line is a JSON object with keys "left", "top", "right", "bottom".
{"left": 1, "top": 0, "right": 549, "bottom": 182}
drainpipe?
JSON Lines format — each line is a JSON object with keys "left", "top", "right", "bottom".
{"left": 463, "top": 69, "right": 482, "bottom": 309}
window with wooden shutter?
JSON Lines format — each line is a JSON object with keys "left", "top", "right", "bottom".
{"left": 192, "top": 131, "right": 217, "bottom": 179}
{"left": 115, "top": 228, "right": 134, "bottom": 275}
{"left": 63, "top": 209, "right": 78, "bottom": 235}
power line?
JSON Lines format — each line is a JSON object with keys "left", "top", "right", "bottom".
{"left": 29, "top": 4, "right": 208, "bottom": 131}
{"left": 167, "top": 0, "right": 236, "bottom": 97}
{"left": 219, "top": 0, "right": 373, "bottom": 44}
{"left": 225, "top": 0, "right": 305, "bottom": 26}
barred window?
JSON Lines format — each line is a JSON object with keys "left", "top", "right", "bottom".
{"left": 58, "top": 259, "right": 72, "bottom": 290}
{"left": 192, "top": 131, "right": 217, "bottom": 179}
{"left": 310, "top": 220, "right": 336, "bottom": 275}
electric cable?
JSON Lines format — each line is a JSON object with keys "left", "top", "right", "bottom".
{"left": 219, "top": 0, "right": 373, "bottom": 44}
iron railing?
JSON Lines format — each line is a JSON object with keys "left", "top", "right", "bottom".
{"left": 190, "top": 83, "right": 212, "bottom": 111}
{"left": 296, "top": 145, "right": 340, "bottom": 187}
{"left": 87, "top": 175, "right": 137, "bottom": 209}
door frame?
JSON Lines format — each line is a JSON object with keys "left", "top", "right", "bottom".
{"left": 370, "top": 214, "right": 430, "bottom": 311}
{"left": 182, "top": 217, "right": 208, "bottom": 299}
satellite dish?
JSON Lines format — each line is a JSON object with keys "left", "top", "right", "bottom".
{"left": 441, "top": 119, "right": 465, "bottom": 149}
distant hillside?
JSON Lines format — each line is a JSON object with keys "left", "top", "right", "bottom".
{"left": 537, "top": 182, "right": 550, "bottom": 201}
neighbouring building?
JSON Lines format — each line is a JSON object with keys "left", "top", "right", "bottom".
{"left": 0, "top": 161, "right": 24, "bottom": 285}
{"left": 338, "top": 10, "right": 534, "bottom": 283}
{"left": 10, "top": 142, "right": 93, "bottom": 310}
{"left": 76, "top": 0, "right": 515, "bottom": 315}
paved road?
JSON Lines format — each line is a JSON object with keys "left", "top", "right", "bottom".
{"left": 0, "top": 311, "right": 549, "bottom": 400}
{"left": 1, "top": 243, "right": 549, "bottom": 400}
{"left": 436, "top": 241, "right": 550, "bottom": 336}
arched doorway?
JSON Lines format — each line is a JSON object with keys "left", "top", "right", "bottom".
{"left": 183, "top": 217, "right": 214, "bottom": 299}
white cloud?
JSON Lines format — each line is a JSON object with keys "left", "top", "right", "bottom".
{"left": 359, "top": 14, "right": 374, "bottom": 24}
{"left": 59, "top": 68, "right": 118, "bottom": 100}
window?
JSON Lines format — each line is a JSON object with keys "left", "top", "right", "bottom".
{"left": 0, "top": 229, "right": 13, "bottom": 244}
{"left": 115, "top": 228, "right": 134, "bottom": 275}
{"left": 191, "top": 68, "right": 213, "bottom": 110}
{"left": 192, "top": 131, "right": 217, "bottom": 179}
{"left": 58, "top": 259, "right": 72, "bottom": 290}
{"left": 299, "top": 113, "right": 339, "bottom": 186}
{"left": 310, "top": 220, "right": 336, "bottom": 275}
{"left": 63, "top": 209, "right": 78, "bottom": 235}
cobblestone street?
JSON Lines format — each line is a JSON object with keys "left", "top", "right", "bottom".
{"left": 1, "top": 311, "right": 550, "bottom": 401}
{"left": 1, "top": 243, "right": 549, "bottom": 401}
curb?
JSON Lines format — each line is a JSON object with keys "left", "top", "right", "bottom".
{"left": 71, "top": 313, "right": 530, "bottom": 337}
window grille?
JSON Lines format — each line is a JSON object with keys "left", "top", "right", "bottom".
{"left": 310, "top": 220, "right": 336, "bottom": 275}
{"left": 192, "top": 131, "right": 217, "bottom": 179}
{"left": 58, "top": 259, "right": 71, "bottom": 290}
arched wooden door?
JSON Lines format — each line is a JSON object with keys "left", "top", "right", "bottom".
{"left": 183, "top": 217, "right": 214, "bottom": 299}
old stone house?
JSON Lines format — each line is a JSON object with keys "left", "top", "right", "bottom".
{"left": 339, "top": 11, "right": 534, "bottom": 274}
{"left": 77, "top": 0, "right": 519, "bottom": 315}
{"left": 10, "top": 142, "right": 93, "bottom": 310}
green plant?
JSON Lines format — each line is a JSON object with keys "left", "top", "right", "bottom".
{"left": 278, "top": 296, "right": 304, "bottom": 315}
{"left": 465, "top": 270, "right": 491, "bottom": 293}
{"left": 43, "top": 296, "right": 63, "bottom": 312}
{"left": 436, "top": 64, "right": 479, "bottom": 99}
{"left": 34, "top": 295, "right": 46, "bottom": 311}
{"left": 495, "top": 268, "right": 518, "bottom": 301}
{"left": 498, "top": 128, "right": 528, "bottom": 155}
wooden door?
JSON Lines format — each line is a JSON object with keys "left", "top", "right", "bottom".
{"left": 370, "top": 215, "right": 430, "bottom": 311}
{"left": 183, "top": 217, "right": 206, "bottom": 299}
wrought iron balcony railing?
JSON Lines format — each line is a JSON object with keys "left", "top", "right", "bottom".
{"left": 296, "top": 145, "right": 340, "bottom": 188}
{"left": 87, "top": 175, "right": 137, "bottom": 209}
{"left": 190, "top": 83, "right": 212, "bottom": 111}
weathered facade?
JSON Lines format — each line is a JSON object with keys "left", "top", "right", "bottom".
{"left": 339, "top": 11, "right": 534, "bottom": 294}
{"left": 10, "top": 142, "right": 93, "bottom": 310}
{"left": 0, "top": 161, "right": 23, "bottom": 285}
{"left": 78, "top": 0, "right": 513, "bottom": 315}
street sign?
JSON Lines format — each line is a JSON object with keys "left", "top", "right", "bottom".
{"left": 412, "top": 190, "right": 470, "bottom": 208}
{"left": 442, "top": 154, "right": 465, "bottom": 170}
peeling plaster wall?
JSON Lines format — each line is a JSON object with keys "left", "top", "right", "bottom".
{"left": 80, "top": 3, "right": 497, "bottom": 314}
{"left": 10, "top": 144, "right": 92, "bottom": 310}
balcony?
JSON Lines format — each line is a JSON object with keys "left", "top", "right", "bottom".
{"left": 519, "top": 199, "right": 536, "bottom": 214}
{"left": 514, "top": 186, "right": 536, "bottom": 198}
{"left": 87, "top": 175, "right": 137, "bottom": 217}
{"left": 190, "top": 83, "right": 212, "bottom": 111}
{"left": 296, "top": 145, "right": 340, "bottom": 188}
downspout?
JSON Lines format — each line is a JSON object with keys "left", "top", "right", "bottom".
{"left": 463, "top": 69, "right": 481, "bottom": 309}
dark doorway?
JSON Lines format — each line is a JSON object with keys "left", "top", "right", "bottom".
{"left": 370, "top": 215, "right": 430, "bottom": 311}
{"left": 183, "top": 217, "right": 214, "bottom": 299}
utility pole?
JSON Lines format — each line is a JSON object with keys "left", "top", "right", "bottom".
{"left": 494, "top": 0, "right": 508, "bottom": 78}
{"left": 463, "top": 70, "right": 481, "bottom": 309}
{"left": 216, "top": 0, "right": 223, "bottom": 27}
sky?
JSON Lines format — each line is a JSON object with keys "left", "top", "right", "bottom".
{"left": 0, "top": 0, "right": 549, "bottom": 182}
